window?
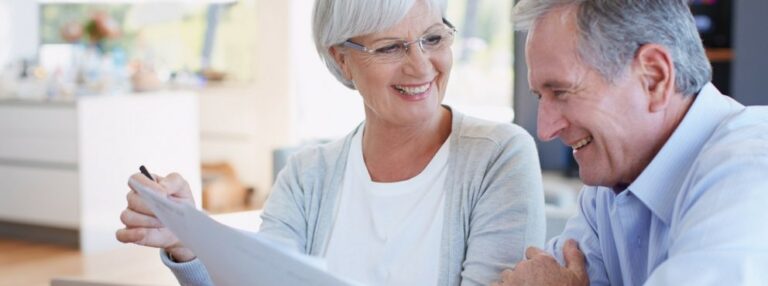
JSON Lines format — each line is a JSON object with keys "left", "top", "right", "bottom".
{"left": 444, "top": 0, "right": 514, "bottom": 122}
{"left": 38, "top": 1, "right": 258, "bottom": 83}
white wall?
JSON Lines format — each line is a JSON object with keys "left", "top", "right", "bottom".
{"left": 0, "top": 1, "right": 8, "bottom": 67}
{"left": 0, "top": 0, "right": 38, "bottom": 67}
{"left": 289, "top": 1, "right": 364, "bottom": 142}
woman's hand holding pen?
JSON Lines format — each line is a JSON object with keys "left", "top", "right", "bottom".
{"left": 116, "top": 172, "right": 198, "bottom": 262}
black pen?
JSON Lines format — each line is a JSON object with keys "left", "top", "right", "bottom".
{"left": 139, "top": 165, "right": 155, "bottom": 181}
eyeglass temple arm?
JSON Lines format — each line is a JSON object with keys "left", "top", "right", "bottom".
{"left": 442, "top": 18, "right": 455, "bottom": 30}
{"left": 342, "top": 41, "right": 369, "bottom": 52}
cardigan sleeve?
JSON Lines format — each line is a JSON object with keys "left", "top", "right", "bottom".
{"left": 459, "top": 127, "right": 547, "bottom": 285}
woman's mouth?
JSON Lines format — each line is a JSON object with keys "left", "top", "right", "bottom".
{"left": 393, "top": 82, "right": 431, "bottom": 96}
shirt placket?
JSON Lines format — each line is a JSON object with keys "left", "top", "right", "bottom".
{"left": 612, "top": 192, "right": 652, "bottom": 286}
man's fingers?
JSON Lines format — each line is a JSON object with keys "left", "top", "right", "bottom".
{"left": 564, "top": 239, "right": 587, "bottom": 274}
{"left": 493, "top": 269, "right": 510, "bottom": 286}
{"left": 525, "top": 246, "right": 546, "bottom": 259}
{"left": 495, "top": 268, "right": 519, "bottom": 286}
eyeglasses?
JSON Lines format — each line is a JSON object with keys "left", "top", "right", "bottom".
{"left": 341, "top": 18, "right": 457, "bottom": 64}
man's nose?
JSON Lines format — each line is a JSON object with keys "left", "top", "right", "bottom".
{"left": 537, "top": 99, "right": 567, "bottom": 141}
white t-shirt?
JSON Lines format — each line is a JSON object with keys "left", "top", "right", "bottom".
{"left": 324, "top": 129, "right": 449, "bottom": 286}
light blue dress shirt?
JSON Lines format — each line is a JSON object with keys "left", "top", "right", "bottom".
{"left": 547, "top": 83, "right": 768, "bottom": 286}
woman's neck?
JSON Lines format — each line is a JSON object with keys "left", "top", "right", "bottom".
{"left": 361, "top": 107, "right": 452, "bottom": 182}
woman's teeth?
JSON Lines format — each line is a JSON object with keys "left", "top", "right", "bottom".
{"left": 394, "top": 83, "right": 430, "bottom": 95}
{"left": 571, "top": 136, "right": 593, "bottom": 150}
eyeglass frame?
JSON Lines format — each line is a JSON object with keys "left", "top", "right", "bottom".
{"left": 340, "top": 18, "right": 457, "bottom": 58}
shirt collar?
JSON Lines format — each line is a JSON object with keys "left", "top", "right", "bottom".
{"left": 628, "top": 83, "right": 743, "bottom": 225}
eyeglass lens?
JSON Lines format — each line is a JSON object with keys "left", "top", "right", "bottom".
{"left": 367, "top": 28, "right": 455, "bottom": 63}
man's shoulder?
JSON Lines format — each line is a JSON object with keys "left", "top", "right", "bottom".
{"left": 664, "top": 106, "right": 768, "bottom": 254}
{"left": 699, "top": 105, "right": 768, "bottom": 160}
{"left": 719, "top": 105, "right": 768, "bottom": 135}
{"left": 676, "top": 105, "right": 768, "bottom": 209}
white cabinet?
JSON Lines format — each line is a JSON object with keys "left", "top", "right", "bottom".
{"left": 0, "top": 92, "right": 201, "bottom": 253}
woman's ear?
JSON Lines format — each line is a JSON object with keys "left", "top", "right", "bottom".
{"left": 330, "top": 46, "right": 353, "bottom": 81}
{"left": 634, "top": 44, "right": 675, "bottom": 112}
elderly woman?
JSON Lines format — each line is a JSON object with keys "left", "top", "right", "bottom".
{"left": 116, "top": 0, "right": 544, "bottom": 285}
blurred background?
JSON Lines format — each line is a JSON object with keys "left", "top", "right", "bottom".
{"left": 0, "top": 0, "right": 765, "bottom": 284}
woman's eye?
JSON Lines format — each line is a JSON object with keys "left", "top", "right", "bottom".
{"left": 423, "top": 35, "right": 443, "bottom": 46}
{"left": 375, "top": 44, "right": 403, "bottom": 54}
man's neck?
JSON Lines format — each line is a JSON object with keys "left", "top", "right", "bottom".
{"left": 611, "top": 92, "right": 697, "bottom": 192}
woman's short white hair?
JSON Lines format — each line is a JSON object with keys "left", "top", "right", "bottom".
{"left": 313, "top": 0, "right": 447, "bottom": 89}
{"left": 513, "top": 0, "right": 711, "bottom": 96}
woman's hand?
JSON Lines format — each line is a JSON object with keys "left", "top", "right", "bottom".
{"left": 116, "top": 172, "right": 197, "bottom": 262}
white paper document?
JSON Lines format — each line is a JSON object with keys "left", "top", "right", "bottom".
{"left": 133, "top": 184, "right": 358, "bottom": 286}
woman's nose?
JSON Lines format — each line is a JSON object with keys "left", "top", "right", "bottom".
{"left": 402, "top": 45, "right": 431, "bottom": 76}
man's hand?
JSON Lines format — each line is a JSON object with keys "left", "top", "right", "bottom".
{"left": 493, "top": 239, "right": 588, "bottom": 286}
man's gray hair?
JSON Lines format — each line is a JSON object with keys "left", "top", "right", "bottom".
{"left": 313, "top": 0, "right": 447, "bottom": 89}
{"left": 513, "top": 0, "right": 712, "bottom": 96}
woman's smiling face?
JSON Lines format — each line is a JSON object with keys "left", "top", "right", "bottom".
{"left": 333, "top": 0, "right": 453, "bottom": 127}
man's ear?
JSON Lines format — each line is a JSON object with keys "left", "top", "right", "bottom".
{"left": 330, "top": 46, "right": 353, "bottom": 81}
{"left": 634, "top": 44, "right": 675, "bottom": 112}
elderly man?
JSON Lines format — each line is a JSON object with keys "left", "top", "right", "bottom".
{"left": 496, "top": 0, "right": 768, "bottom": 285}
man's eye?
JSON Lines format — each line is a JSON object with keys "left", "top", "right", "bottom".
{"left": 374, "top": 44, "right": 403, "bottom": 54}
{"left": 553, "top": 90, "right": 568, "bottom": 97}
{"left": 423, "top": 34, "right": 443, "bottom": 46}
